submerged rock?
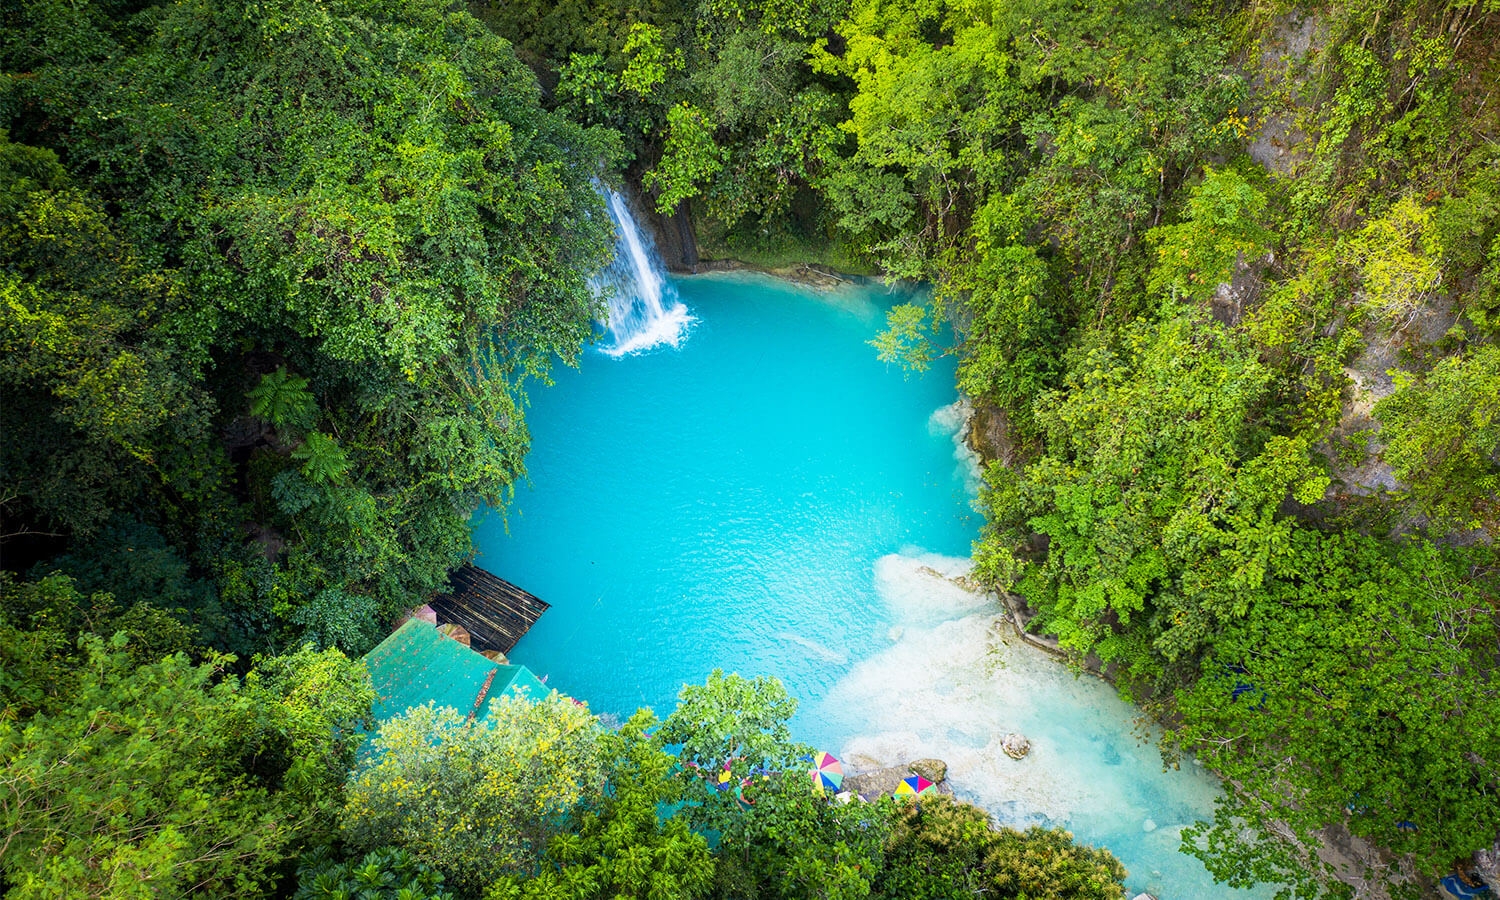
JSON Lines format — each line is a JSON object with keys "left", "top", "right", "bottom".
{"left": 914, "top": 564, "right": 982, "bottom": 594}
{"left": 1001, "top": 733, "right": 1031, "bottom": 759}
{"left": 949, "top": 574, "right": 983, "bottom": 593}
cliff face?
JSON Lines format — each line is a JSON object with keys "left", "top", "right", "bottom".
{"left": 1243, "top": 10, "right": 1494, "bottom": 545}
{"left": 964, "top": 400, "right": 1019, "bottom": 469}
{"left": 648, "top": 200, "right": 700, "bottom": 273}
{"left": 615, "top": 180, "right": 703, "bottom": 274}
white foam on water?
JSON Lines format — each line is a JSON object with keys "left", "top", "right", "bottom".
{"left": 872, "top": 551, "right": 991, "bottom": 627}
{"left": 593, "top": 187, "right": 695, "bottom": 356}
{"left": 928, "top": 399, "right": 984, "bottom": 500}
{"left": 600, "top": 303, "right": 696, "bottom": 357}
{"left": 828, "top": 605, "right": 1116, "bottom": 822}
{"left": 815, "top": 551, "right": 1273, "bottom": 898}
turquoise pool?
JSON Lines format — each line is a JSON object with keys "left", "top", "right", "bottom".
{"left": 473, "top": 270, "right": 1272, "bottom": 899}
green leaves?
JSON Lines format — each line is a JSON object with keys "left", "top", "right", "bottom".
{"left": 950, "top": 239, "right": 1059, "bottom": 442}
{"left": 880, "top": 795, "right": 1127, "bottom": 900}
{"left": 557, "top": 54, "right": 616, "bottom": 121}
{"left": 659, "top": 669, "right": 799, "bottom": 774}
{"left": 296, "top": 847, "right": 454, "bottom": 900}
{"left": 1147, "top": 167, "right": 1271, "bottom": 304}
{"left": 705, "top": 766, "right": 887, "bottom": 900}
{"left": 1373, "top": 345, "right": 1500, "bottom": 533}
{"left": 344, "top": 695, "right": 608, "bottom": 894}
{"left": 821, "top": 0, "right": 1242, "bottom": 289}
{"left": 492, "top": 710, "right": 715, "bottom": 900}
{"left": 4, "top": 0, "right": 620, "bottom": 652}
{"left": 1346, "top": 196, "right": 1443, "bottom": 328}
{"left": 0, "top": 639, "right": 371, "bottom": 899}
{"left": 645, "top": 103, "right": 727, "bottom": 213}
{"left": 992, "top": 317, "right": 1308, "bottom": 671}
{"left": 1172, "top": 534, "right": 1500, "bottom": 890}
{"left": 293, "top": 431, "right": 352, "bottom": 486}
{"left": 249, "top": 367, "right": 318, "bottom": 431}
{"left": 620, "top": 24, "right": 684, "bottom": 99}
{"left": 870, "top": 303, "right": 935, "bottom": 373}
{"left": 0, "top": 134, "right": 205, "bottom": 536}
{"left": 244, "top": 645, "right": 377, "bottom": 804}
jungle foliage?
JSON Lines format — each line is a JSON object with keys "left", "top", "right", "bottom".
{"left": 0, "top": 599, "right": 1118, "bottom": 900}
{"left": 0, "top": 573, "right": 375, "bottom": 898}
{"left": 471, "top": 0, "right": 1500, "bottom": 891}
{"left": 2, "top": 0, "right": 616, "bottom": 658}
{"left": 337, "top": 673, "right": 1122, "bottom": 900}
{"left": 811, "top": 0, "right": 1499, "bottom": 892}
{"left": 831, "top": 0, "right": 1497, "bottom": 893}
{"left": 4, "top": 0, "right": 1499, "bottom": 896}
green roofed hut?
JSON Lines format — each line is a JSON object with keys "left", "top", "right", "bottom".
{"left": 363, "top": 618, "right": 549, "bottom": 724}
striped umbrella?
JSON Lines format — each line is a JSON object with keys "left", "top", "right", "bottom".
{"left": 809, "top": 751, "right": 844, "bottom": 793}
{"left": 895, "top": 774, "right": 935, "bottom": 796}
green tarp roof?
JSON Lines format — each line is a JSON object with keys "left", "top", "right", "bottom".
{"left": 364, "top": 618, "right": 548, "bottom": 724}
{"left": 492, "top": 661, "right": 548, "bottom": 705}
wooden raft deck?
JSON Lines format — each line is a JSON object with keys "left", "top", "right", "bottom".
{"left": 429, "top": 564, "right": 550, "bottom": 654}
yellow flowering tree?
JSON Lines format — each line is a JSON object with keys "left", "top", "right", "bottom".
{"left": 343, "top": 695, "right": 608, "bottom": 894}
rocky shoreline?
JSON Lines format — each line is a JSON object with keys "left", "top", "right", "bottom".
{"left": 619, "top": 181, "right": 876, "bottom": 293}
{"left": 841, "top": 758, "right": 955, "bottom": 802}
{"left": 675, "top": 255, "right": 872, "bottom": 292}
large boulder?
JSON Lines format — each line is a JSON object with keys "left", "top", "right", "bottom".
{"left": 966, "top": 399, "right": 1020, "bottom": 467}
{"left": 910, "top": 758, "right": 948, "bottom": 783}
{"left": 1475, "top": 840, "right": 1500, "bottom": 894}
{"left": 843, "top": 767, "right": 909, "bottom": 800}
{"left": 843, "top": 761, "right": 954, "bottom": 801}
{"left": 1002, "top": 733, "right": 1031, "bottom": 760}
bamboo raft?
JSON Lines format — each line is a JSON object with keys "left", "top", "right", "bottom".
{"left": 429, "top": 564, "right": 549, "bottom": 654}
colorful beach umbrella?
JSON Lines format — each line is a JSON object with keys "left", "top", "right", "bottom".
{"left": 715, "top": 765, "right": 737, "bottom": 792}
{"left": 895, "top": 774, "right": 935, "bottom": 796}
{"left": 809, "top": 751, "right": 844, "bottom": 793}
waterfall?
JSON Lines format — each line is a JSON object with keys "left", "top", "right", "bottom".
{"left": 593, "top": 187, "right": 694, "bottom": 356}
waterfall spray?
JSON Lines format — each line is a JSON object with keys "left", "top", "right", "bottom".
{"left": 593, "top": 187, "right": 694, "bottom": 356}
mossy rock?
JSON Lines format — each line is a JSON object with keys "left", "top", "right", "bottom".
{"left": 910, "top": 758, "right": 948, "bottom": 783}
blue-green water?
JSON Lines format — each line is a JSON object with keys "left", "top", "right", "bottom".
{"left": 474, "top": 271, "right": 1270, "bottom": 899}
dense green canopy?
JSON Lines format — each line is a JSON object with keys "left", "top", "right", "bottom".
{"left": 3, "top": 0, "right": 1498, "bottom": 896}
{"left": 3, "top": 0, "right": 617, "bottom": 655}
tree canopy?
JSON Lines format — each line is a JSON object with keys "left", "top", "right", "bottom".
{"left": 2, "top": 0, "right": 618, "bottom": 655}
{"left": 0, "top": 632, "right": 372, "bottom": 898}
{"left": 4, "top": 0, "right": 1499, "bottom": 896}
